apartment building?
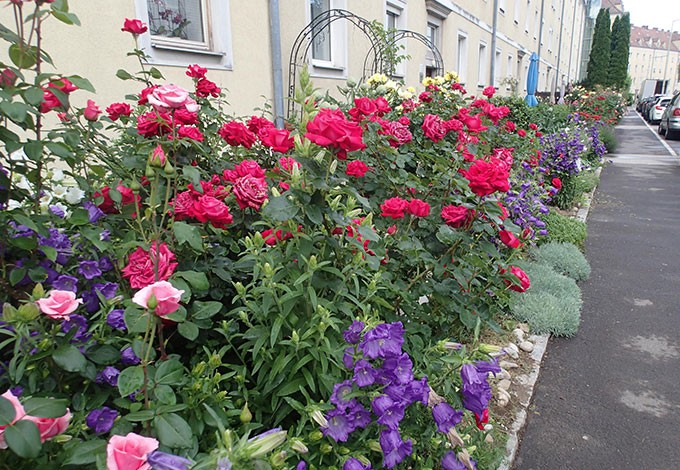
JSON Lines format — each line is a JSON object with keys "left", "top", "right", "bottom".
{"left": 628, "top": 25, "right": 680, "bottom": 96}
{"left": 3, "top": 1, "right": 592, "bottom": 120}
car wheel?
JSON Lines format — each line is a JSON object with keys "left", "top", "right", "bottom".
{"left": 659, "top": 123, "right": 666, "bottom": 135}
{"left": 665, "top": 128, "right": 676, "bottom": 140}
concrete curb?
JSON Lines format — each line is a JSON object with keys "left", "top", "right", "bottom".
{"left": 497, "top": 166, "right": 602, "bottom": 470}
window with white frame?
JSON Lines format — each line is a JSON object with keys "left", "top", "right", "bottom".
{"left": 495, "top": 49, "right": 502, "bottom": 85}
{"left": 533, "top": 10, "right": 539, "bottom": 39}
{"left": 514, "top": 0, "right": 521, "bottom": 24}
{"left": 507, "top": 54, "right": 513, "bottom": 88}
{"left": 478, "top": 42, "right": 487, "bottom": 86}
{"left": 548, "top": 27, "right": 553, "bottom": 51}
{"left": 135, "top": 0, "right": 232, "bottom": 68}
{"left": 308, "top": 0, "right": 348, "bottom": 76}
{"left": 499, "top": 0, "right": 507, "bottom": 14}
{"left": 425, "top": 16, "right": 442, "bottom": 77}
{"left": 525, "top": 1, "right": 531, "bottom": 32}
{"left": 457, "top": 32, "right": 468, "bottom": 83}
{"left": 385, "top": 0, "right": 407, "bottom": 77}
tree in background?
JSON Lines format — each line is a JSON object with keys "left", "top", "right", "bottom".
{"left": 586, "top": 8, "right": 612, "bottom": 87}
{"left": 609, "top": 13, "right": 631, "bottom": 89}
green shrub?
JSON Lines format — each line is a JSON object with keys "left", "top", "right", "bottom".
{"left": 574, "top": 171, "right": 599, "bottom": 196}
{"left": 541, "top": 209, "right": 587, "bottom": 249}
{"left": 515, "top": 260, "right": 582, "bottom": 300}
{"left": 509, "top": 290, "right": 581, "bottom": 336}
{"left": 598, "top": 125, "right": 618, "bottom": 153}
{"left": 531, "top": 242, "right": 591, "bottom": 281}
{"left": 551, "top": 174, "right": 578, "bottom": 210}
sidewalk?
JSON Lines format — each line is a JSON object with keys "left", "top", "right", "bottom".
{"left": 512, "top": 109, "right": 680, "bottom": 469}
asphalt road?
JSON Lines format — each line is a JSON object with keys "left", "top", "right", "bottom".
{"left": 512, "top": 109, "right": 680, "bottom": 469}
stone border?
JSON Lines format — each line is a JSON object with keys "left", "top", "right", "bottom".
{"left": 497, "top": 166, "right": 602, "bottom": 470}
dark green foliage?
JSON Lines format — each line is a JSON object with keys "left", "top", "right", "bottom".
{"left": 495, "top": 96, "right": 573, "bottom": 133}
{"left": 598, "top": 124, "right": 618, "bottom": 153}
{"left": 540, "top": 209, "right": 588, "bottom": 249}
{"left": 551, "top": 175, "right": 578, "bottom": 210}
{"left": 574, "top": 171, "right": 600, "bottom": 196}
{"left": 609, "top": 14, "right": 631, "bottom": 89}
{"left": 586, "top": 9, "right": 612, "bottom": 87}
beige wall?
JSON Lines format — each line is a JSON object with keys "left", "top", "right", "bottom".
{"left": 0, "top": 0, "right": 590, "bottom": 122}
{"left": 629, "top": 45, "right": 680, "bottom": 96}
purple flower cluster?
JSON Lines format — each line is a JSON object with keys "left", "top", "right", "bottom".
{"left": 460, "top": 360, "right": 499, "bottom": 416}
{"left": 323, "top": 321, "right": 429, "bottom": 469}
{"left": 504, "top": 164, "right": 550, "bottom": 238}
{"left": 442, "top": 451, "right": 477, "bottom": 470}
{"left": 38, "top": 228, "right": 73, "bottom": 265}
{"left": 539, "top": 126, "right": 587, "bottom": 178}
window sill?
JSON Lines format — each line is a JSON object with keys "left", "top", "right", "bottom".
{"left": 151, "top": 43, "right": 226, "bottom": 57}
{"left": 311, "top": 62, "right": 346, "bottom": 72}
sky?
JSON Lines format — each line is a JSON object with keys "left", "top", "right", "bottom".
{"left": 623, "top": 0, "right": 680, "bottom": 29}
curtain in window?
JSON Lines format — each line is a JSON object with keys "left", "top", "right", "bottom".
{"left": 311, "top": 0, "right": 331, "bottom": 61}
{"left": 147, "top": 0, "right": 205, "bottom": 43}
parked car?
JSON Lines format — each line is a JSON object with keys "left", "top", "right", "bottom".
{"left": 658, "top": 93, "right": 680, "bottom": 139}
{"left": 648, "top": 96, "right": 672, "bottom": 124}
{"left": 637, "top": 96, "right": 655, "bottom": 113}
{"left": 642, "top": 94, "right": 664, "bottom": 120}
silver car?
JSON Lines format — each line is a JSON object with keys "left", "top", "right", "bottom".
{"left": 658, "top": 93, "right": 680, "bottom": 139}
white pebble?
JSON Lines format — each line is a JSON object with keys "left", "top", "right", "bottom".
{"left": 512, "top": 328, "right": 525, "bottom": 342}
{"left": 519, "top": 340, "right": 535, "bottom": 353}
{"left": 498, "top": 379, "right": 511, "bottom": 390}
{"left": 499, "top": 360, "right": 519, "bottom": 369}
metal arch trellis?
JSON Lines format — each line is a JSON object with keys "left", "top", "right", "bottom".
{"left": 287, "top": 9, "right": 384, "bottom": 119}
{"left": 364, "top": 30, "right": 445, "bottom": 80}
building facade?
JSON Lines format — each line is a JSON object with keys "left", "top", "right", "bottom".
{"left": 628, "top": 25, "right": 680, "bottom": 97}
{"left": 3, "top": 1, "right": 591, "bottom": 121}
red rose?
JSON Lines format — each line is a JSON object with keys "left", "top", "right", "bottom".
{"left": 278, "top": 156, "right": 300, "bottom": 172}
{"left": 346, "top": 160, "right": 369, "bottom": 178}
{"left": 482, "top": 86, "right": 496, "bottom": 98}
{"left": 106, "top": 102, "right": 132, "bottom": 121}
{"left": 219, "top": 121, "right": 256, "bottom": 148}
{"left": 171, "top": 190, "right": 197, "bottom": 220}
{"left": 40, "top": 90, "right": 63, "bottom": 113}
{"left": 186, "top": 64, "right": 207, "bottom": 79}
{"left": 83, "top": 100, "right": 101, "bottom": 121}
{"left": 0, "top": 69, "right": 17, "bottom": 88}
{"left": 138, "top": 85, "right": 158, "bottom": 105}
{"left": 381, "top": 121, "right": 412, "bottom": 148}
{"left": 233, "top": 175, "right": 268, "bottom": 210}
{"left": 497, "top": 202, "right": 508, "bottom": 220}
{"left": 380, "top": 197, "right": 408, "bottom": 219}
{"left": 223, "top": 159, "right": 265, "bottom": 182}
{"left": 445, "top": 118, "right": 464, "bottom": 132}
{"left": 195, "top": 78, "right": 221, "bottom": 98}
{"left": 121, "top": 242, "right": 177, "bottom": 289}
{"left": 464, "top": 159, "right": 510, "bottom": 197}
{"left": 121, "top": 18, "right": 148, "bottom": 35}
{"left": 505, "top": 266, "right": 531, "bottom": 292}
{"left": 196, "top": 195, "right": 233, "bottom": 228}
{"left": 419, "top": 91, "right": 433, "bottom": 103}
{"left": 258, "top": 127, "right": 295, "bottom": 153}
{"left": 475, "top": 409, "right": 489, "bottom": 430}
{"left": 173, "top": 125, "right": 203, "bottom": 142}
{"left": 504, "top": 121, "right": 517, "bottom": 132}
{"left": 529, "top": 123, "right": 538, "bottom": 130}
{"left": 49, "top": 78, "right": 77, "bottom": 94}
{"left": 172, "top": 109, "right": 198, "bottom": 126}
{"left": 441, "top": 205, "right": 474, "bottom": 228}
{"left": 552, "top": 177, "right": 562, "bottom": 190}
{"left": 407, "top": 199, "right": 430, "bottom": 217}
{"left": 247, "top": 116, "right": 275, "bottom": 134}
{"left": 499, "top": 230, "right": 521, "bottom": 248}
{"left": 462, "top": 114, "right": 488, "bottom": 133}
{"left": 348, "top": 97, "right": 377, "bottom": 120}
{"left": 137, "top": 111, "right": 172, "bottom": 137}
{"left": 305, "top": 108, "right": 366, "bottom": 160}
{"left": 421, "top": 114, "right": 447, "bottom": 142}
{"left": 374, "top": 96, "right": 391, "bottom": 115}
{"left": 486, "top": 104, "right": 510, "bottom": 124}
{"left": 517, "top": 129, "right": 527, "bottom": 137}
{"left": 94, "top": 185, "right": 139, "bottom": 214}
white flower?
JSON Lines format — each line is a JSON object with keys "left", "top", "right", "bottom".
{"left": 39, "top": 193, "right": 52, "bottom": 206}
{"left": 398, "top": 89, "right": 413, "bottom": 100}
{"left": 6, "top": 199, "right": 21, "bottom": 210}
{"left": 9, "top": 148, "right": 28, "bottom": 162}
{"left": 52, "top": 185, "right": 67, "bottom": 199}
{"left": 51, "top": 169, "right": 65, "bottom": 182}
{"left": 13, "top": 174, "right": 32, "bottom": 191}
{"left": 64, "top": 186, "right": 85, "bottom": 205}
{"left": 385, "top": 80, "right": 397, "bottom": 91}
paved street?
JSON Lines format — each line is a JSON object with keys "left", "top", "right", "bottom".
{"left": 513, "top": 109, "right": 680, "bottom": 469}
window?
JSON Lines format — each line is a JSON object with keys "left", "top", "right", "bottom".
{"left": 499, "top": 0, "right": 507, "bottom": 14}
{"left": 307, "top": 0, "right": 348, "bottom": 76}
{"left": 478, "top": 42, "right": 487, "bottom": 86}
{"left": 507, "top": 54, "right": 513, "bottom": 88}
{"left": 514, "top": 0, "right": 521, "bottom": 24}
{"left": 457, "top": 32, "right": 468, "bottom": 83}
{"left": 548, "top": 28, "right": 553, "bottom": 52}
{"left": 533, "top": 10, "right": 539, "bottom": 39}
{"left": 385, "top": 1, "right": 407, "bottom": 77}
{"left": 525, "top": 1, "right": 531, "bottom": 32}
{"left": 495, "top": 49, "right": 502, "bottom": 85}
{"left": 135, "top": 0, "right": 232, "bottom": 68}
{"left": 425, "top": 13, "right": 443, "bottom": 78}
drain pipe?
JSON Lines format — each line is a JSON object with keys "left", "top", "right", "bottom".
{"left": 554, "top": 0, "right": 566, "bottom": 100}
{"left": 537, "top": 0, "right": 546, "bottom": 90}
{"left": 490, "top": 0, "right": 499, "bottom": 87}
{"left": 269, "top": 0, "right": 285, "bottom": 128}
{"left": 566, "top": 0, "right": 579, "bottom": 82}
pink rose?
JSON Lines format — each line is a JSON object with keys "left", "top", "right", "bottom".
{"left": 106, "top": 433, "right": 159, "bottom": 470}
{"left": 83, "top": 99, "right": 101, "bottom": 121}
{"left": 186, "top": 64, "right": 207, "bottom": 79}
{"left": 407, "top": 199, "right": 430, "bottom": 217}
{"left": 25, "top": 410, "right": 71, "bottom": 443}
{"left": 233, "top": 175, "right": 268, "bottom": 210}
{"left": 147, "top": 84, "right": 198, "bottom": 113}
{"left": 149, "top": 145, "right": 166, "bottom": 168}
{"left": 421, "top": 114, "right": 447, "bottom": 142}
{"left": 380, "top": 197, "right": 408, "bottom": 219}
{"left": 499, "top": 230, "right": 521, "bottom": 248}
{"left": 132, "top": 281, "right": 184, "bottom": 317}
{"left": 0, "top": 391, "right": 25, "bottom": 449}
{"left": 121, "top": 242, "right": 178, "bottom": 289}
{"left": 121, "top": 18, "right": 148, "bottom": 35}
{"left": 36, "top": 290, "right": 83, "bottom": 320}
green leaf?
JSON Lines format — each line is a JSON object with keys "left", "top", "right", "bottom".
{"left": 39, "top": 245, "right": 57, "bottom": 262}
{"left": 116, "top": 69, "right": 133, "bottom": 80}
{"left": 262, "top": 195, "right": 299, "bottom": 221}
{"left": 173, "top": 221, "right": 203, "bottom": 251}
{"left": 23, "top": 87, "right": 44, "bottom": 106}
{"left": 153, "top": 384, "right": 176, "bottom": 405}
{"left": 163, "top": 305, "right": 187, "bottom": 323}
{"left": 154, "top": 413, "right": 193, "bottom": 448}
{"left": 9, "top": 44, "right": 37, "bottom": 69}
{"left": 62, "top": 439, "right": 107, "bottom": 466}
{"left": 52, "top": 344, "right": 87, "bottom": 372}
{"left": 0, "top": 396, "right": 16, "bottom": 426}
{"left": 124, "top": 306, "right": 152, "bottom": 334}
{"left": 182, "top": 166, "right": 202, "bottom": 190}
{"left": 118, "top": 366, "right": 145, "bottom": 397}
{"left": 87, "top": 345, "right": 121, "bottom": 365}
{"left": 191, "top": 301, "right": 222, "bottom": 320}
{"left": 154, "top": 359, "right": 184, "bottom": 385}
{"left": 5, "top": 420, "right": 41, "bottom": 458}
{"left": 22, "top": 397, "right": 68, "bottom": 418}
{"left": 67, "top": 75, "right": 93, "bottom": 92}
{"left": 276, "top": 377, "right": 306, "bottom": 397}
{"left": 177, "top": 321, "right": 199, "bottom": 340}
{"left": 176, "top": 270, "right": 209, "bottom": 291}
{"left": 123, "top": 410, "right": 155, "bottom": 422}
{"left": 0, "top": 101, "right": 28, "bottom": 123}
{"left": 69, "top": 208, "right": 90, "bottom": 226}
{"left": 46, "top": 141, "right": 74, "bottom": 159}
{"left": 149, "top": 67, "right": 164, "bottom": 79}
{"left": 9, "top": 267, "right": 26, "bottom": 286}
{"left": 23, "top": 140, "right": 44, "bottom": 161}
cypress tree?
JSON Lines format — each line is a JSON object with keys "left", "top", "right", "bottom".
{"left": 609, "top": 13, "right": 631, "bottom": 89}
{"left": 586, "top": 8, "right": 612, "bottom": 87}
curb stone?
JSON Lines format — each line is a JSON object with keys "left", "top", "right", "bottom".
{"left": 497, "top": 166, "right": 601, "bottom": 470}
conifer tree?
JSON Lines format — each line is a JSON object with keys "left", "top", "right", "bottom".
{"left": 609, "top": 13, "right": 631, "bottom": 89}
{"left": 586, "top": 8, "right": 612, "bottom": 87}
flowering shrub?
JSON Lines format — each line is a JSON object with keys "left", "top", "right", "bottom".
{"left": 566, "top": 85, "right": 627, "bottom": 125}
{"left": 0, "top": 5, "right": 608, "bottom": 468}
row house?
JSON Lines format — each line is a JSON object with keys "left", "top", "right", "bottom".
{"left": 628, "top": 25, "right": 680, "bottom": 96}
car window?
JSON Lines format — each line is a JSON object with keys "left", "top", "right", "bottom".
{"left": 660, "top": 99, "right": 671, "bottom": 106}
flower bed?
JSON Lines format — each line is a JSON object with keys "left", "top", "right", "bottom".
{"left": 0, "top": 4, "right": 617, "bottom": 469}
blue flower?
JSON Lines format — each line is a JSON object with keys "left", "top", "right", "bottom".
{"left": 78, "top": 260, "right": 102, "bottom": 280}
{"left": 95, "top": 366, "right": 120, "bottom": 387}
{"left": 83, "top": 201, "right": 105, "bottom": 223}
{"left": 382, "top": 352, "right": 413, "bottom": 384}
{"left": 330, "top": 380, "right": 354, "bottom": 409}
{"left": 432, "top": 402, "right": 463, "bottom": 433}
{"left": 352, "top": 359, "right": 376, "bottom": 387}
{"left": 379, "top": 429, "right": 412, "bottom": 469}
{"left": 147, "top": 450, "right": 192, "bottom": 470}
{"left": 343, "top": 320, "right": 364, "bottom": 344}
{"left": 121, "top": 347, "right": 141, "bottom": 366}
{"left": 372, "top": 395, "right": 405, "bottom": 430}
{"left": 52, "top": 275, "right": 78, "bottom": 292}
{"left": 360, "top": 322, "right": 404, "bottom": 359}
{"left": 344, "top": 458, "right": 371, "bottom": 470}
{"left": 460, "top": 364, "right": 492, "bottom": 415}
{"left": 61, "top": 314, "right": 91, "bottom": 343}
{"left": 85, "top": 406, "right": 118, "bottom": 434}
{"left": 107, "top": 309, "right": 126, "bottom": 331}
